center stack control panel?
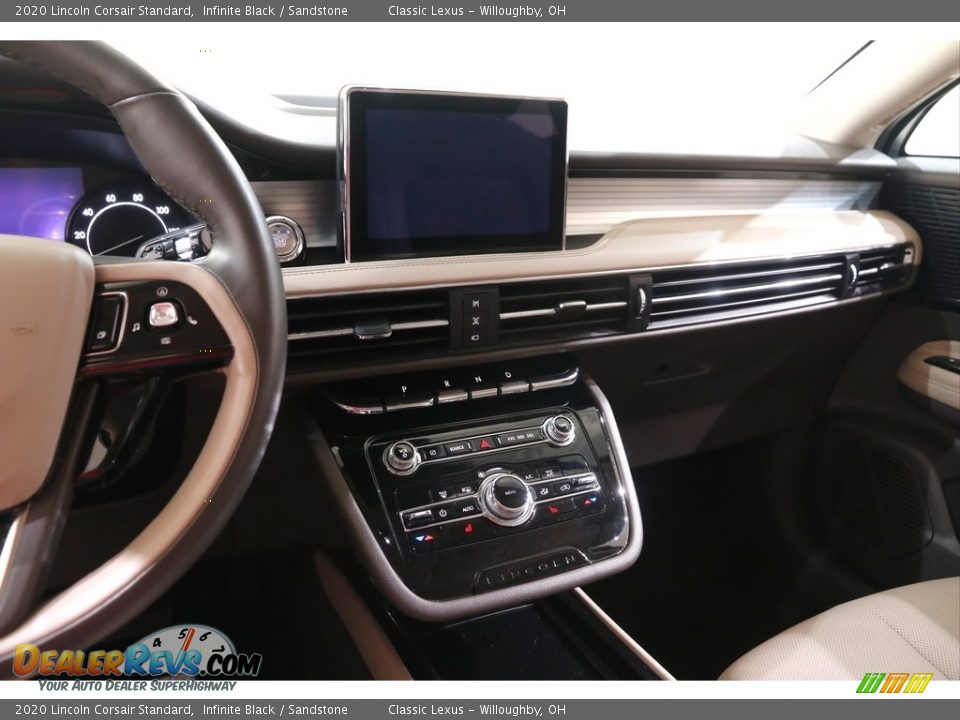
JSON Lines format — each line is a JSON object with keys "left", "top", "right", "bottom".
{"left": 356, "top": 389, "right": 634, "bottom": 602}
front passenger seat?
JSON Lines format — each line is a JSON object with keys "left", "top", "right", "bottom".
{"left": 720, "top": 577, "right": 960, "bottom": 680}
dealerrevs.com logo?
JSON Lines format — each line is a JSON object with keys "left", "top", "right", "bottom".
{"left": 14, "top": 625, "right": 262, "bottom": 682}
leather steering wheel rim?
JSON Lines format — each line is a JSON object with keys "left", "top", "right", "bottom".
{"left": 0, "top": 41, "right": 286, "bottom": 665}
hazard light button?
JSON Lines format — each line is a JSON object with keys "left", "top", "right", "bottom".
{"left": 476, "top": 436, "right": 496, "bottom": 451}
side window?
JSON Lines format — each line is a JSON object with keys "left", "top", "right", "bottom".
{"left": 904, "top": 85, "right": 959, "bottom": 158}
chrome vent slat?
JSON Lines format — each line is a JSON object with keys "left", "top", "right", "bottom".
{"left": 652, "top": 273, "right": 844, "bottom": 305}
{"left": 650, "top": 287, "right": 836, "bottom": 319}
{"left": 289, "top": 318, "right": 450, "bottom": 342}
{"left": 647, "top": 252, "right": 864, "bottom": 326}
{"left": 652, "top": 261, "right": 844, "bottom": 288}
{"left": 499, "top": 300, "right": 628, "bottom": 321}
{"left": 649, "top": 293, "right": 839, "bottom": 329}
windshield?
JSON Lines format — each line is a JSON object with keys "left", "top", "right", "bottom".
{"left": 111, "top": 28, "right": 861, "bottom": 153}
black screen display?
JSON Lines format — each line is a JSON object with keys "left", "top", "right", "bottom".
{"left": 343, "top": 90, "right": 567, "bottom": 261}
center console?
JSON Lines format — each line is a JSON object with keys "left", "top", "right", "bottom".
{"left": 308, "top": 356, "right": 642, "bottom": 621}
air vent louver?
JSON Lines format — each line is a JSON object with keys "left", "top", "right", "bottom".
{"left": 649, "top": 256, "right": 847, "bottom": 328}
{"left": 497, "top": 275, "right": 631, "bottom": 343}
{"left": 287, "top": 290, "right": 450, "bottom": 371}
{"left": 855, "top": 246, "right": 912, "bottom": 292}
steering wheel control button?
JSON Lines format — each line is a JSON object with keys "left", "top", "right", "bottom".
{"left": 480, "top": 473, "right": 535, "bottom": 526}
{"left": 384, "top": 441, "right": 421, "bottom": 475}
{"left": 87, "top": 293, "right": 125, "bottom": 353}
{"left": 544, "top": 415, "right": 576, "bottom": 446}
{"left": 148, "top": 300, "right": 181, "bottom": 330}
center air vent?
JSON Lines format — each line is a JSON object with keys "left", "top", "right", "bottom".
{"left": 287, "top": 290, "right": 450, "bottom": 371}
{"left": 497, "top": 275, "right": 633, "bottom": 344}
{"left": 649, "top": 256, "right": 848, "bottom": 328}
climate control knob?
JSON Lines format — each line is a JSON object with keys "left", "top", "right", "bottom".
{"left": 384, "top": 441, "right": 420, "bottom": 475}
{"left": 543, "top": 415, "right": 576, "bottom": 446}
{"left": 480, "top": 473, "right": 535, "bottom": 526}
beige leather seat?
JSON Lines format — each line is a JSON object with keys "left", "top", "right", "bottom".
{"left": 720, "top": 577, "right": 960, "bottom": 680}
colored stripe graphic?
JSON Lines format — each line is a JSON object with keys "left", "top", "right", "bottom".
{"left": 904, "top": 673, "right": 933, "bottom": 694}
{"left": 857, "top": 672, "right": 885, "bottom": 693}
{"left": 881, "top": 672, "right": 909, "bottom": 693}
{"left": 857, "top": 672, "right": 932, "bottom": 694}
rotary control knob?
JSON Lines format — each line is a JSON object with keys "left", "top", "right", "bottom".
{"left": 543, "top": 415, "right": 576, "bottom": 446}
{"left": 480, "top": 473, "right": 535, "bottom": 527}
{"left": 383, "top": 441, "right": 420, "bottom": 475}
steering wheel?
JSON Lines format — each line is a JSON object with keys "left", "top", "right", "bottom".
{"left": 0, "top": 41, "right": 286, "bottom": 672}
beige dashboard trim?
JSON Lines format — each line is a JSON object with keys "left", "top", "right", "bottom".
{"left": 898, "top": 340, "right": 960, "bottom": 411}
{"left": 282, "top": 211, "right": 920, "bottom": 297}
{"left": 0, "top": 259, "right": 257, "bottom": 663}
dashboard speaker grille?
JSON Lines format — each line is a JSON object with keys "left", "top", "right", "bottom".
{"left": 816, "top": 428, "right": 933, "bottom": 559}
{"left": 287, "top": 290, "right": 450, "bottom": 371}
{"left": 881, "top": 183, "right": 960, "bottom": 306}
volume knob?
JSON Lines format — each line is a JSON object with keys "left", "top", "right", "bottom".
{"left": 384, "top": 441, "right": 420, "bottom": 475}
{"left": 480, "top": 473, "right": 534, "bottom": 527}
{"left": 543, "top": 415, "right": 576, "bottom": 446}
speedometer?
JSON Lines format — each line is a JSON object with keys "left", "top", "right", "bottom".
{"left": 67, "top": 184, "right": 191, "bottom": 257}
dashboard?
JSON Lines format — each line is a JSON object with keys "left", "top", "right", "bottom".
{"left": 0, "top": 62, "right": 929, "bottom": 627}
{"left": 0, "top": 102, "right": 921, "bottom": 388}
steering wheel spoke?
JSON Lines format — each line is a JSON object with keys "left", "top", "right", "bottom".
{"left": 81, "top": 259, "right": 233, "bottom": 378}
{"left": 0, "top": 384, "right": 99, "bottom": 637}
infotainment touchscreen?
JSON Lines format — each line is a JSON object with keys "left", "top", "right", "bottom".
{"left": 340, "top": 88, "right": 567, "bottom": 262}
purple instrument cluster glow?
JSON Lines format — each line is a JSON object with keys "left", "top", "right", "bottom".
{"left": 0, "top": 167, "right": 84, "bottom": 241}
